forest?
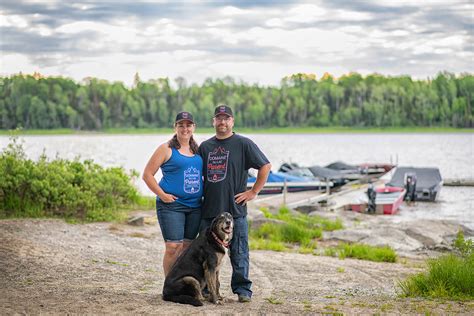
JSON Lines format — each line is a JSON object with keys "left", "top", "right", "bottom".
{"left": 0, "top": 71, "right": 472, "bottom": 130}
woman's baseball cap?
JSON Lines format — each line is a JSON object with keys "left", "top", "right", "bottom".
{"left": 175, "top": 111, "right": 194, "bottom": 124}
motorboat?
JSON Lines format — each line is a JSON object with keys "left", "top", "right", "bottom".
{"left": 386, "top": 167, "right": 442, "bottom": 201}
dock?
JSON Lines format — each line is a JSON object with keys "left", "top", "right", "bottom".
{"left": 443, "top": 178, "right": 474, "bottom": 186}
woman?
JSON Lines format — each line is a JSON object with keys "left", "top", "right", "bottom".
{"left": 143, "top": 111, "right": 203, "bottom": 276}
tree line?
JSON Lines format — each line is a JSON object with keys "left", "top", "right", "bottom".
{"left": 0, "top": 71, "right": 472, "bottom": 130}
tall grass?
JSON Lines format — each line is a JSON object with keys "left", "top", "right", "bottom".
{"left": 399, "top": 231, "right": 474, "bottom": 299}
{"left": 0, "top": 135, "right": 142, "bottom": 222}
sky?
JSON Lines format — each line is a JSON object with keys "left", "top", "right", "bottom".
{"left": 1, "top": 0, "right": 473, "bottom": 87}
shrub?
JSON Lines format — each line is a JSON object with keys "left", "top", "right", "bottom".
{"left": 399, "top": 230, "right": 474, "bottom": 299}
{"left": 0, "top": 135, "right": 140, "bottom": 221}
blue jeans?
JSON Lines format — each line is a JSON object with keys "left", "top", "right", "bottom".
{"left": 200, "top": 216, "right": 252, "bottom": 297}
{"left": 156, "top": 200, "right": 201, "bottom": 242}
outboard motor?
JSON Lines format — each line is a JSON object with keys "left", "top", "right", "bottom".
{"left": 404, "top": 173, "right": 417, "bottom": 202}
{"left": 367, "top": 183, "right": 376, "bottom": 213}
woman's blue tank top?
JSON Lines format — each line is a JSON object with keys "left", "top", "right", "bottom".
{"left": 158, "top": 147, "right": 203, "bottom": 208}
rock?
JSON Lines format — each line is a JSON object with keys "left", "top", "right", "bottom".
{"left": 324, "top": 230, "right": 369, "bottom": 243}
{"left": 127, "top": 216, "right": 144, "bottom": 226}
{"left": 295, "top": 204, "right": 322, "bottom": 214}
{"left": 250, "top": 218, "right": 286, "bottom": 230}
{"left": 247, "top": 207, "right": 265, "bottom": 222}
{"left": 360, "top": 227, "right": 425, "bottom": 252}
{"left": 325, "top": 227, "right": 425, "bottom": 252}
{"left": 248, "top": 207, "right": 287, "bottom": 229}
{"left": 402, "top": 219, "right": 473, "bottom": 250}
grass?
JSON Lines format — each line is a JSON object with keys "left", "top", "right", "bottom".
{"left": 249, "top": 207, "right": 343, "bottom": 252}
{"left": 105, "top": 259, "right": 129, "bottom": 267}
{"left": 399, "top": 253, "right": 474, "bottom": 300}
{"left": 1, "top": 126, "right": 472, "bottom": 135}
{"left": 398, "top": 231, "right": 474, "bottom": 300}
{"left": 249, "top": 238, "right": 287, "bottom": 251}
{"left": 265, "top": 297, "right": 283, "bottom": 305}
{"left": 324, "top": 242, "right": 397, "bottom": 263}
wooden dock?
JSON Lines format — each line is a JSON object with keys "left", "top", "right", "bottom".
{"left": 443, "top": 178, "right": 474, "bottom": 186}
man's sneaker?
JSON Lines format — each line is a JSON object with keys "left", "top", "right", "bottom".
{"left": 238, "top": 295, "right": 251, "bottom": 303}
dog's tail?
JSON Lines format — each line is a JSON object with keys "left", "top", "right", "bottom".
{"left": 162, "top": 294, "right": 203, "bottom": 307}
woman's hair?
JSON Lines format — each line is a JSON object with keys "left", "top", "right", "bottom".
{"left": 168, "top": 134, "right": 199, "bottom": 154}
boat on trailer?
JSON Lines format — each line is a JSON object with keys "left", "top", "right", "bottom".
{"left": 247, "top": 171, "right": 330, "bottom": 194}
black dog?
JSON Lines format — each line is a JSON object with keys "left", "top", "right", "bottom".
{"left": 162, "top": 212, "right": 234, "bottom": 306}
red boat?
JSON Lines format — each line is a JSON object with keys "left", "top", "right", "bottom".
{"left": 350, "top": 186, "right": 406, "bottom": 215}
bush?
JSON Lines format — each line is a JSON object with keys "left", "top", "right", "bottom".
{"left": 399, "top": 230, "right": 474, "bottom": 299}
{"left": 0, "top": 135, "right": 141, "bottom": 221}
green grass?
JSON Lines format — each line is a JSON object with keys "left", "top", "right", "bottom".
{"left": 399, "top": 231, "right": 474, "bottom": 300}
{"left": 249, "top": 207, "right": 343, "bottom": 251}
{"left": 250, "top": 238, "right": 287, "bottom": 251}
{"left": 399, "top": 253, "right": 474, "bottom": 300}
{"left": 265, "top": 297, "right": 283, "bottom": 305}
{"left": 325, "top": 242, "right": 397, "bottom": 263}
{"left": 1, "top": 126, "right": 472, "bottom": 135}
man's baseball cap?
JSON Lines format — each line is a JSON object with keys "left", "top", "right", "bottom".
{"left": 175, "top": 111, "right": 194, "bottom": 124}
{"left": 214, "top": 105, "right": 233, "bottom": 117}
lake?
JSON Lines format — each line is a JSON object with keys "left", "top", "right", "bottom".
{"left": 1, "top": 133, "right": 473, "bottom": 228}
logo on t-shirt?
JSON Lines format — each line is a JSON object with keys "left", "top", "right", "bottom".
{"left": 184, "top": 167, "right": 200, "bottom": 194}
{"left": 207, "top": 146, "right": 229, "bottom": 183}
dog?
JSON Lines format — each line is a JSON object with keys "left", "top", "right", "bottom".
{"left": 162, "top": 212, "right": 234, "bottom": 306}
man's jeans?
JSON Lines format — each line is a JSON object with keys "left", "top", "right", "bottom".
{"left": 200, "top": 216, "right": 252, "bottom": 297}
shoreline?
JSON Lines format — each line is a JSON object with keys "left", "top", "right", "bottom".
{"left": 1, "top": 126, "right": 473, "bottom": 136}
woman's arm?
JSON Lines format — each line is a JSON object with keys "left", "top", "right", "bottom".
{"left": 142, "top": 144, "right": 177, "bottom": 202}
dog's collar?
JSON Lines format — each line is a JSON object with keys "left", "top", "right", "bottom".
{"left": 211, "top": 231, "right": 229, "bottom": 248}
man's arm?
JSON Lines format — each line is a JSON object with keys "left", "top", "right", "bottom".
{"left": 235, "top": 163, "right": 271, "bottom": 205}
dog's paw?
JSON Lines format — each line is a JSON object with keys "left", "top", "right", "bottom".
{"left": 220, "top": 297, "right": 233, "bottom": 303}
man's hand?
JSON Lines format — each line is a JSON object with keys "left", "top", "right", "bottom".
{"left": 235, "top": 189, "right": 257, "bottom": 205}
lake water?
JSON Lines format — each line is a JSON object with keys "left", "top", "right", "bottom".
{"left": 1, "top": 133, "right": 473, "bottom": 228}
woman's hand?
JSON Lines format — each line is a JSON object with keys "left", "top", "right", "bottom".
{"left": 159, "top": 193, "right": 177, "bottom": 203}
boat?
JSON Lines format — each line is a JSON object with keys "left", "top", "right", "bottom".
{"left": 374, "top": 186, "right": 406, "bottom": 214}
{"left": 308, "top": 165, "right": 350, "bottom": 186}
{"left": 247, "top": 171, "right": 328, "bottom": 194}
{"left": 358, "top": 163, "right": 395, "bottom": 174}
{"left": 386, "top": 167, "right": 443, "bottom": 201}
{"left": 350, "top": 186, "right": 406, "bottom": 215}
{"left": 279, "top": 163, "right": 348, "bottom": 186}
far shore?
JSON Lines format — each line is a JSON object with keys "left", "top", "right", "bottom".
{"left": 1, "top": 126, "right": 473, "bottom": 136}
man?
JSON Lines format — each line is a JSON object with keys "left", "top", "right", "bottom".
{"left": 198, "top": 104, "right": 271, "bottom": 303}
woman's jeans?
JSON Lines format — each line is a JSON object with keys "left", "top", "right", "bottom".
{"left": 156, "top": 200, "right": 201, "bottom": 242}
{"left": 200, "top": 216, "right": 252, "bottom": 297}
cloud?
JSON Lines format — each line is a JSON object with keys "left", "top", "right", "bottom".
{"left": 0, "top": 0, "right": 472, "bottom": 86}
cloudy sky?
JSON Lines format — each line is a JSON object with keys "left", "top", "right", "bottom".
{"left": 1, "top": 0, "right": 472, "bottom": 86}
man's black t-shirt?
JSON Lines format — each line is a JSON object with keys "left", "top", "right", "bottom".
{"left": 198, "top": 133, "right": 269, "bottom": 219}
